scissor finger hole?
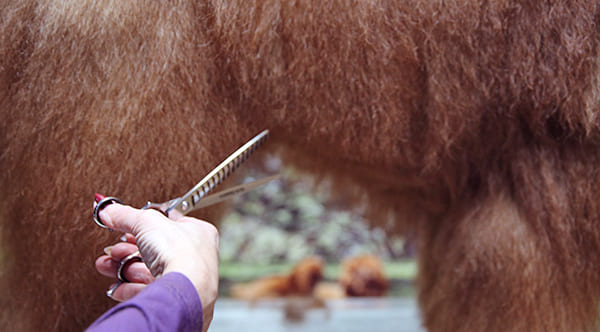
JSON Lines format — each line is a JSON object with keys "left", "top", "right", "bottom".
{"left": 93, "top": 197, "right": 123, "bottom": 228}
{"left": 119, "top": 261, "right": 153, "bottom": 284}
{"left": 117, "top": 251, "right": 143, "bottom": 282}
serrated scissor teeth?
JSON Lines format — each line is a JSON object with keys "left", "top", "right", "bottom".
{"left": 166, "top": 130, "right": 270, "bottom": 216}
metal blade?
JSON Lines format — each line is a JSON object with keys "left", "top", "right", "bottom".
{"left": 165, "top": 130, "right": 270, "bottom": 216}
{"left": 186, "top": 174, "right": 280, "bottom": 212}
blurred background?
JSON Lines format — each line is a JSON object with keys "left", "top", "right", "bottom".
{"left": 211, "top": 155, "right": 423, "bottom": 331}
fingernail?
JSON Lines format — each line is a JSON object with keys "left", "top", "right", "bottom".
{"left": 106, "top": 282, "right": 121, "bottom": 299}
{"left": 103, "top": 246, "right": 113, "bottom": 256}
{"left": 95, "top": 193, "right": 106, "bottom": 203}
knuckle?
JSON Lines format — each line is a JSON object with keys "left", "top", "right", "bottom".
{"left": 203, "top": 222, "right": 219, "bottom": 237}
{"left": 139, "top": 208, "right": 165, "bottom": 221}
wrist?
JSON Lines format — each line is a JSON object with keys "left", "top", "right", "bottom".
{"left": 164, "top": 261, "right": 218, "bottom": 307}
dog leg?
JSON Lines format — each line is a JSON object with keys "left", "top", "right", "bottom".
{"left": 416, "top": 189, "right": 599, "bottom": 332}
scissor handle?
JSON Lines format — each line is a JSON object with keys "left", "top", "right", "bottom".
{"left": 93, "top": 130, "right": 270, "bottom": 226}
{"left": 93, "top": 196, "right": 123, "bottom": 228}
{"left": 93, "top": 197, "right": 178, "bottom": 230}
{"left": 141, "top": 201, "right": 171, "bottom": 217}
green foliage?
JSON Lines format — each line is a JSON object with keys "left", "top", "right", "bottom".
{"left": 219, "top": 260, "right": 417, "bottom": 281}
{"left": 219, "top": 156, "right": 413, "bottom": 267}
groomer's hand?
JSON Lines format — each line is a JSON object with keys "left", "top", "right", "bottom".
{"left": 96, "top": 236, "right": 155, "bottom": 300}
{"left": 94, "top": 204, "right": 219, "bottom": 331}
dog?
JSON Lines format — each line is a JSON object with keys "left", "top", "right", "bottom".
{"left": 313, "top": 254, "right": 390, "bottom": 300}
{"left": 230, "top": 255, "right": 389, "bottom": 300}
{"left": 2, "top": 1, "right": 600, "bottom": 331}
{"left": 230, "top": 256, "right": 324, "bottom": 300}
{"left": 339, "top": 254, "right": 389, "bottom": 297}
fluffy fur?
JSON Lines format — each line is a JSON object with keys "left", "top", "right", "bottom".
{"left": 230, "top": 257, "right": 324, "bottom": 300}
{"left": 2, "top": 0, "right": 600, "bottom": 331}
{"left": 230, "top": 255, "right": 388, "bottom": 300}
{"left": 339, "top": 254, "right": 389, "bottom": 297}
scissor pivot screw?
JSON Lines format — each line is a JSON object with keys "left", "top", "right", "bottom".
{"left": 181, "top": 201, "right": 190, "bottom": 211}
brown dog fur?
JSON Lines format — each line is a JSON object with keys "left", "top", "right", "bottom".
{"left": 3, "top": 0, "right": 600, "bottom": 331}
{"left": 231, "top": 255, "right": 388, "bottom": 300}
{"left": 230, "top": 256, "right": 324, "bottom": 300}
{"left": 339, "top": 254, "right": 389, "bottom": 297}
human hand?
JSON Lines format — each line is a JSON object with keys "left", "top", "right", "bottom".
{"left": 95, "top": 234, "right": 155, "bottom": 300}
{"left": 94, "top": 203, "right": 219, "bottom": 331}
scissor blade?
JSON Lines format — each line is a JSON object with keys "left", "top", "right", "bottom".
{"left": 186, "top": 174, "right": 280, "bottom": 212}
{"left": 166, "top": 130, "right": 269, "bottom": 216}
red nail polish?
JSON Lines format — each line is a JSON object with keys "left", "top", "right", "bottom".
{"left": 95, "top": 193, "right": 106, "bottom": 203}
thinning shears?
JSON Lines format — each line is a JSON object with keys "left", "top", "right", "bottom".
{"left": 93, "top": 130, "right": 277, "bottom": 228}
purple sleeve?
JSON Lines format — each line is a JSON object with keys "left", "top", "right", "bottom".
{"left": 86, "top": 272, "right": 203, "bottom": 332}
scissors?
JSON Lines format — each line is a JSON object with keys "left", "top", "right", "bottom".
{"left": 93, "top": 129, "right": 278, "bottom": 228}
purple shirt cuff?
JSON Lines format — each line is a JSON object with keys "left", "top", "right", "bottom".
{"left": 87, "top": 272, "right": 203, "bottom": 332}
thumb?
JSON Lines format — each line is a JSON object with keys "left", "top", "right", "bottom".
{"left": 99, "top": 203, "right": 160, "bottom": 235}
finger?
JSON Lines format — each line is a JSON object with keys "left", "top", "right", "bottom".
{"left": 95, "top": 255, "right": 117, "bottom": 278}
{"left": 98, "top": 204, "right": 166, "bottom": 235}
{"left": 107, "top": 282, "right": 147, "bottom": 302}
{"left": 119, "top": 233, "right": 136, "bottom": 244}
{"left": 97, "top": 242, "right": 139, "bottom": 277}
{"left": 96, "top": 257, "right": 154, "bottom": 283}
{"left": 121, "top": 261, "right": 155, "bottom": 284}
{"left": 107, "top": 242, "right": 140, "bottom": 261}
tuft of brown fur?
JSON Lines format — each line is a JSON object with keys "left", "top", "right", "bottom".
{"left": 3, "top": 0, "right": 600, "bottom": 331}
{"left": 339, "top": 254, "right": 389, "bottom": 297}
{"left": 230, "top": 256, "right": 323, "bottom": 300}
